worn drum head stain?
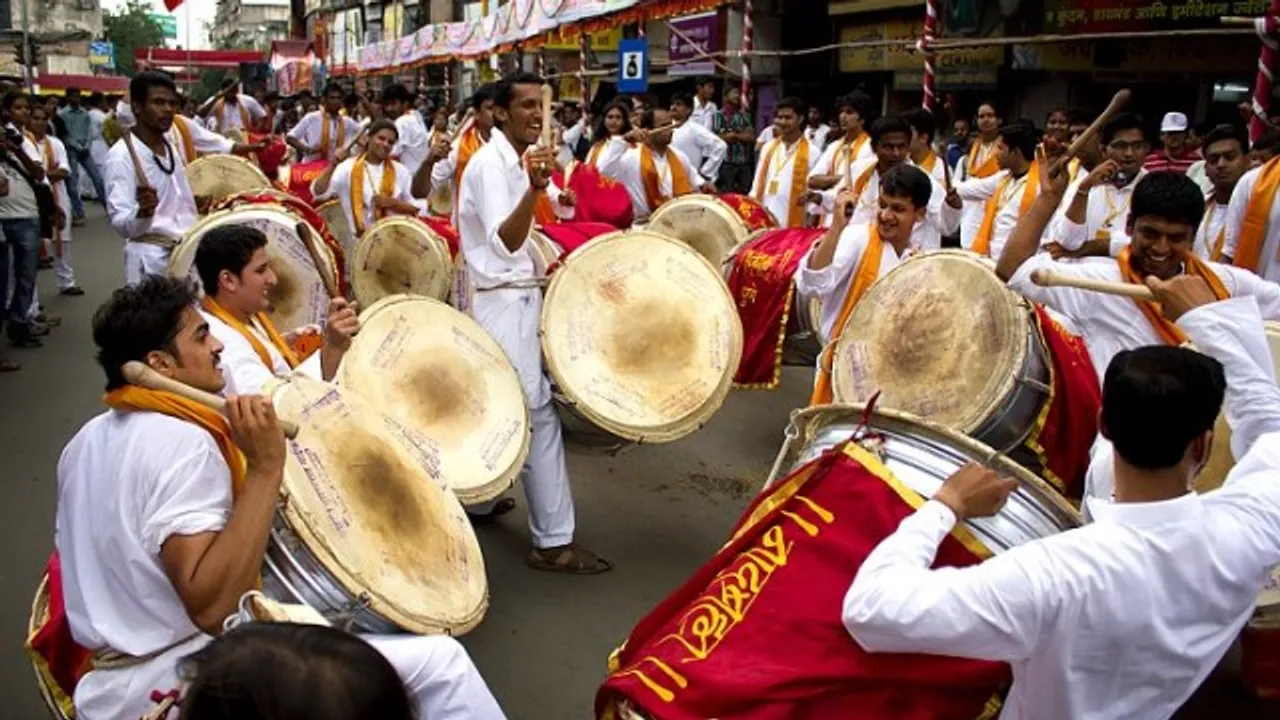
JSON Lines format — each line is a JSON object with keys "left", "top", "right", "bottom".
{"left": 880, "top": 287, "right": 957, "bottom": 377}
{"left": 267, "top": 256, "right": 303, "bottom": 320}
{"left": 374, "top": 236, "right": 419, "bottom": 295}
{"left": 396, "top": 359, "right": 482, "bottom": 440}
{"left": 608, "top": 298, "right": 697, "bottom": 379}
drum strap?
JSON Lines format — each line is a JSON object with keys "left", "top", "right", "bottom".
{"left": 476, "top": 278, "right": 548, "bottom": 291}
{"left": 130, "top": 233, "right": 180, "bottom": 250}
{"left": 90, "top": 632, "right": 200, "bottom": 671}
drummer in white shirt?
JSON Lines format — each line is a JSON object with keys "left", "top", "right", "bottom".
{"left": 456, "top": 71, "right": 610, "bottom": 574}
{"left": 669, "top": 92, "right": 726, "bottom": 186}
{"left": 197, "top": 79, "right": 265, "bottom": 137}
{"left": 750, "top": 97, "right": 821, "bottom": 228}
{"left": 1054, "top": 112, "right": 1150, "bottom": 258}
{"left": 611, "top": 108, "right": 710, "bottom": 222}
{"left": 311, "top": 119, "right": 420, "bottom": 242}
{"left": 103, "top": 71, "right": 199, "bottom": 285}
{"left": 844, "top": 276, "right": 1280, "bottom": 720}
{"left": 383, "top": 83, "right": 431, "bottom": 178}
{"left": 287, "top": 83, "right": 364, "bottom": 164}
{"left": 192, "top": 224, "right": 357, "bottom": 396}
{"left": 56, "top": 276, "right": 507, "bottom": 720}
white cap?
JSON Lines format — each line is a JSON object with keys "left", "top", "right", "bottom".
{"left": 1160, "top": 111, "right": 1188, "bottom": 133}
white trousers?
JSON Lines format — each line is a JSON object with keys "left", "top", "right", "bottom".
{"left": 53, "top": 236, "right": 75, "bottom": 289}
{"left": 124, "top": 242, "right": 171, "bottom": 286}
{"left": 73, "top": 633, "right": 506, "bottom": 720}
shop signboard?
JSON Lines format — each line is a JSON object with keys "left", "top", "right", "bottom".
{"left": 667, "top": 11, "right": 720, "bottom": 77}
{"left": 838, "top": 19, "right": 1002, "bottom": 80}
{"left": 1044, "top": 0, "right": 1268, "bottom": 33}
{"left": 544, "top": 28, "right": 623, "bottom": 51}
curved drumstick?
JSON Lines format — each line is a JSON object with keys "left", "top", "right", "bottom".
{"left": 121, "top": 361, "right": 300, "bottom": 439}
{"left": 1049, "top": 89, "right": 1131, "bottom": 178}
{"left": 295, "top": 222, "right": 341, "bottom": 301}
{"left": 449, "top": 109, "right": 477, "bottom": 144}
{"left": 1030, "top": 268, "right": 1155, "bottom": 300}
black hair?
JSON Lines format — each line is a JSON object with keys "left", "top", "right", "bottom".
{"left": 494, "top": 71, "right": 545, "bottom": 109}
{"left": 880, "top": 164, "right": 933, "bottom": 209}
{"left": 88, "top": 92, "right": 104, "bottom": 106}
{"left": 774, "top": 96, "right": 808, "bottom": 119}
{"left": 3, "top": 91, "right": 29, "bottom": 112}
{"left": 29, "top": 102, "right": 47, "bottom": 118}
{"left": 869, "top": 115, "right": 912, "bottom": 146}
{"left": 177, "top": 623, "right": 415, "bottom": 720}
{"left": 998, "top": 123, "right": 1038, "bottom": 161}
{"left": 1102, "top": 346, "right": 1224, "bottom": 470}
{"left": 1045, "top": 106, "right": 1069, "bottom": 123}
{"left": 220, "top": 78, "right": 237, "bottom": 91}
{"left": 640, "top": 107, "right": 672, "bottom": 130}
{"left": 670, "top": 91, "right": 694, "bottom": 110}
{"left": 694, "top": 76, "right": 716, "bottom": 88}
{"left": 903, "top": 108, "right": 936, "bottom": 141}
{"left": 1102, "top": 112, "right": 1146, "bottom": 146}
{"left": 365, "top": 118, "right": 399, "bottom": 141}
{"left": 343, "top": 92, "right": 360, "bottom": 108}
{"left": 93, "top": 276, "right": 199, "bottom": 391}
{"left": 194, "top": 225, "right": 270, "bottom": 297}
{"left": 471, "top": 82, "right": 497, "bottom": 110}
{"left": 1201, "top": 124, "right": 1248, "bottom": 155}
{"left": 593, "top": 98, "right": 632, "bottom": 140}
{"left": 130, "top": 70, "right": 177, "bottom": 107}
{"left": 1130, "top": 171, "right": 1207, "bottom": 229}
{"left": 321, "top": 82, "right": 343, "bottom": 98}
{"left": 974, "top": 101, "right": 1001, "bottom": 120}
{"left": 380, "top": 83, "right": 413, "bottom": 105}
{"left": 1255, "top": 127, "right": 1280, "bottom": 154}
{"left": 1192, "top": 121, "right": 1213, "bottom": 137}
{"left": 834, "top": 91, "right": 875, "bottom": 123}
{"left": 263, "top": 91, "right": 279, "bottom": 102}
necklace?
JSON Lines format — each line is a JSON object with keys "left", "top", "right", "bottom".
{"left": 149, "top": 139, "right": 175, "bottom": 175}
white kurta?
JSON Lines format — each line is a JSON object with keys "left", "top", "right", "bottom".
{"left": 843, "top": 296, "right": 1280, "bottom": 720}
{"left": 430, "top": 131, "right": 489, "bottom": 224}
{"left": 1008, "top": 252, "right": 1280, "bottom": 385}
{"left": 755, "top": 125, "right": 775, "bottom": 152}
{"left": 312, "top": 156, "right": 417, "bottom": 241}
{"left": 202, "top": 310, "right": 324, "bottom": 396}
{"left": 955, "top": 140, "right": 1000, "bottom": 245}
{"left": 807, "top": 135, "right": 877, "bottom": 228}
{"left": 825, "top": 158, "right": 960, "bottom": 252}
{"left": 56, "top": 410, "right": 506, "bottom": 720}
{"left": 750, "top": 136, "right": 821, "bottom": 228}
{"left": 793, "top": 222, "right": 905, "bottom": 340}
{"left": 1195, "top": 196, "right": 1230, "bottom": 261}
{"left": 103, "top": 137, "right": 198, "bottom": 285}
{"left": 1224, "top": 163, "right": 1280, "bottom": 281}
{"left": 34, "top": 135, "right": 75, "bottom": 288}
{"left": 671, "top": 121, "right": 727, "bottom": 181}
{"left": 956, "top": 168, "right": 1039, "bottom": 259}
{"left": 393, "top": 111, "right": 431, "bottom": 177}
{"left": 612, "top": 144, "right": 706, "bottom": 222}
{"left": 588, "top": 136, "right": 631, "bottom": 178}
{"left": 804, "top": 123, "right": 831, "bottom": 150}
{"left": 457, "top": 128, "right": 575, "bottom": 547}
{"left": 559, "top": 119, "right": 586, "bottom": 168}
{"left": 207, "top": 96, "right": 265, "bottom": 135}
{"left": 691, "top": 97, "right": 718, "bottom": 131}
{"left": 288, "top": 110, "right": 364, "bottom": 163}
{"left": 1056, "top": 170, "right": 1149, "bottom": 256}
{"left": 170, "top": 115, "right": 234, "bottom": 163}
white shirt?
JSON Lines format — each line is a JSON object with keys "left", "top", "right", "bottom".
{"left": 1008, "top": 252, "right": 1280, "bottom": 384}
{"left": 207, "top": 95, "right": 265, "bottom": 134}
{"left": 393, "top": 111, "right": 431, "bottom": 177}
{"left": 32, "top": 134, "right": 71, "bottom": 236}
{"left": 612, "top": 144, "right": 705, "bottom": 222}
{"left": 57, "top": 410, "right": 231, "bottom": 718}
{"left": 843, "top": 296, "right": 1280, "bottom": 720}
{"left": 430, "top": 129, "right": 490, "bottom": 224}
{"left": 826, "top": 158, "right": 961, "bottom": 251}
{"left": 588, "top": 135, "right": 631, "bottom": 177}
{"left": 691, "top": 97, "right": 718, "bottom": 131}
{"left": 1057, "top": 170, "right": 1148, "bottom": 256}
{"left": 1187, "top": 159, "right": 1213, "bottom": 194}
{"left": 1224, "top": 163, "right": 1280, "bottom": 281}
{"left": 559, "top": 118, "right": 586, "bottom": 168}
{"left": 750, "top": 136, "right": 821, "bottom": 228}
{"left": 1195, "top": 195, "right": 1230, "bottom": 261}
{"left": 170, "top": 115, "right": 233, "bottom": 164}
{"left": 755, "top": 125, "right": 774, "bottom": 152}
{"left": 794, "top": 222, "right": 905, "bottom": 340}
{"left": 671, "top": 120, "right": 727, "bottom": 181}
{"left": 203, "top": 310, "right": 323, "bottom": 396}
{"left": 804, "top": 123, "right": 831, "bottom": 150}
{"left": 956, "top": 140, "right": 1001, "bottom": 244}
{"left": 311, "top": 155, "right": 417, "bottom": 241}
{"left": 956, "top": 168, "right": 1039, "bottom": 259}
{"left": 808, "top": 135, "right": 876, "bottom": 220}
{"left": 103, "top": 136, "right": 198, "bottom": 243}
{"left": 288, "top": 110, "right": 364, "bottom": 163}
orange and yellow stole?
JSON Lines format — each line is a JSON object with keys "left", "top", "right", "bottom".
{"left": 640, "top": 145, "right": 694, "bottom": 213}
{"left": 172, "top": 116, "right": 197, "bottom": 164}
{"left": 754, "top": 137, "right": 811, "bottom": 228}
{"left": 1204, "top": 196, "right": 1229, "bottom": 261}
{"left": 27, "top": 133, "right": 63, "bottom": 252}
{"left": 201, "top": 295, "right": 300, "bottom": 370}
{"left": 827, "top": 132, "right": 869, "bottom": 175}
{"left": 810, "top": 224, "right": 885, "bottom": 406}
{"left": 349, "top": 153, "right": 398, "bottom": 235}
{"left": 967, "top": 140, "right": 1000, "bottom": 179}
{"left": 1117, "top": 246, "right": 1230, "bottom": 345}
{"left": 972, "top": 163, "right": 1040, "bottom": 257}
{"left": 319, "top": 112, "right": 346, "bottom": 161}
{"left": 1232, "top": 155, "right": 1280, "bottom": 272}
{"left": 453, "top": 126, "right": 485, "bottom": 196}
{"left": 214, "top": 98, "right": 251, "bottom": 135}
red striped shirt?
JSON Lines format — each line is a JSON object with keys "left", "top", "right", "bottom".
{"left": 1143, "top": 148, "right": 1201, "bottom": 174}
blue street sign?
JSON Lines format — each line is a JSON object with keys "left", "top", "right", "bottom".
{"left": 617, "top": 38, "right": 648, "bottom": 94}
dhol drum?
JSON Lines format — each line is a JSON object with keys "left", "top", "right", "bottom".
{"left": 542, "top": 230, "right": 743, "bottom": 451}
{"left": 262, "top": 374, "right": 488, "bottom": 635}
{"left": 212, "top": 189, "right": 348, "bottom": 297}
{"left": 187, "top": 154, "right": 273, "bottom": 209}
{"left": 316, "top": 199, "right": 353, "bottom": 257}
{"left": 528, "top": 222, "right": 620, "bottom": 277}
{"left": 169, "top": 204, "right": 339, "bottom": 334}
{"left": 280, "top": 159, "right": 330, "bottom": 206}
{"left": 27, "top": 574, "right": 73, "bottom": 720}
{"left": 247, "top": 133, "right": 289, "bottom": 180}
{"left": 644, "top": 194, "right": 776, "bottom": 267}
{"left": 351, "top": 216, "right": 455, "bottom": 308}
{"left": 1193, "top": 322, "right": 1280, "bottom": 493}
{"left": 337, "top": 295, "right": 531, "bottom": 505}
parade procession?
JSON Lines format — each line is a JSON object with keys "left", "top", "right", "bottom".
{"left": 10, "top": 0, "right": 1280, "bottom": 717}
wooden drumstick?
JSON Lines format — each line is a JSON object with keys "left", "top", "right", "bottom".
{"left": 541, "top": 84, "right": 554, "bottom": 150}
{"left": 1030, "top": 268, "right": 1155, "bottom": 300}
{"left": 1049, "top": 89, "right": 1131, "bottom": 177}
{"left": 449, "top": 109, "right": 476, "bottom": 144}
{"left": 122, "top": 130, "right": 152, "bottom": 191}
{"left": 295, "top": 222, "right": 341, "bottom": 301}
{"left": 122, "top": 361, "right": 301, "bottom": 438}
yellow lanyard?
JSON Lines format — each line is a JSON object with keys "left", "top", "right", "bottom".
{"left": 765, "top": 140, "right": 801, "bottom": 188}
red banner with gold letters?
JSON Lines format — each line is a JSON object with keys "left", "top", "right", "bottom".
{"left": 284, "top": 160, "right": 330, "bottom": 206}
{"left": 726, "top": 228, "right": 824, "bottom": 389}
{"left": 596, "top": 442, "right": 1009, "bottom": 720}
{"left": 717, "top": 192, "right": 777, "bottom": 232}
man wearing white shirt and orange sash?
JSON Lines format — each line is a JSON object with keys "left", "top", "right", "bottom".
{"left": 807, "top": 92, "right": 876, "bottom": 227}
{"left": 287, "top": 83, "right": 364, "bottom": 164}
{"left": 1193, "top": 124, "right": 1248, "bottom": 261}
{"left": 954, "top": 101, "right": 1002, "bottom": 244}
{"left": 415, "top": 85, "right": 496, "bottom": 224}
{"left": 953, "top": 123, "right": 1041, "bottom": 260}
{"left": 456, "top": 71, "right": 608, "bottom": 574}
{"left": 612, "top": 108, "right": 709, "bottom": 222}
{"left": 845, "top": 273, "right": 1280, "bottom": 720}
{"left": 198, "top": 79, "right": 265, "bottom": 137}
{"left": 311, "top": 119, "right": 420, "bottom": 242}
{"left": 751, "top": 97, "right": 821, "bottom": 228}
{"left": 904, "top": 108, "right": 947, "bottom": 186}
{"left": 1055, "top": 113, "right": 1150, "bottom": 258}
{"left": 1222, "top": 127, "right": 1280, "bottom": 281}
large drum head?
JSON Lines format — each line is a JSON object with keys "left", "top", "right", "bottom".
{"left": 832, "top": 250, "right": 1030, "bottom": 434}
{"left": 187, "top": 154, "right": 273, "bottom": 206}
{"left": 646, "top": 195, "right": 757, "bottom": 266}
{"left": 338, "top": 295, "right": 531, "bottom": 505}
{"left": 542, "top": 230, "right": 743, "bottom": 443}
{"left": 169, "top": 205, "right": 338, "bottom": 333}
{"left": 351, "top": 217, "right": 453, "bottom": 308}
{"left": 269, "top": 375, "right": 488, "bottom": 635}
{"left": 317, "top": 200, "right": 355, "bottom": 257}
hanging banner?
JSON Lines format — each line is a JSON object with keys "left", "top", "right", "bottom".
{"left": 544, "top": 27, "right": 623, "bottom": 51}
{"left": 838, "top": 19, "right": 1002, "bottom": 75}
{"left": 1044, "top": 0, "right": 1268, "bottom": 33}
{"left": 667, "top": 11, "right": 720, "bottom": 77}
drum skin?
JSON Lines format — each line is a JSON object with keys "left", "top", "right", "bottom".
{"left": 350, "top": 216, "right": 454, "bottom": 308}
{"left": 187, "top": 154, "right": 273, "bottom": 207}
{"left": 645, "top": 194, "right": 776, "bottom": 267}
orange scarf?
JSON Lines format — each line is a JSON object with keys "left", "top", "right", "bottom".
{"left": 588, "top": 140, "right": 608, "bottom": 167}
{"left": 1232, "top": 155, "right": 1280, "bottom": 272}
{"left": 754, "top": 137, "right": 811, "bottom": 227}
{"left": 201, "top": 296, "right": 299, "bottom": 370}
{"left": 967, "top": 140, "right": 1000, "bottom": 179}
{"left": 319, "top": 112, "right": 346, "bottom": 161}
{"left": 810, "top": 224, "right": 885, "bottom": 405}
{"left": 103, "top": 385, "right": 247, "bottom": 496}
{"left": 640, "top": 145, "right": 694, "bottom": 213}
{"left": 172, "top": 116, "right": 196, "bottom": 164}
{"left": 827, "top": 132, "right": 869, "bottom": 175}
{"left": 453, "top": 126, "right": 485, "bottom": 195}
{"left": 350, "top": 153, "right": 398, "bottom": 235}
{"left": 214, "top": 98, "right": 250, "bottom": 135}
{"left": 918, "top": 151, "right": 938, "bottom": 178}
{"left": 1116, "top": 246, "right": 1230, "bottom": 345}
{"left": 972, "top": 163, "right": 1040, "bottom": 257}
{"left": 1204, "top": 197, "right": 1229, "bottom": 261}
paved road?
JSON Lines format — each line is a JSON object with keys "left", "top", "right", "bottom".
{"left": 0, "top": 208, "right": 1274, "bottom": 719}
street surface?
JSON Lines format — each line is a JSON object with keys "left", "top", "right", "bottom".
{"left": 0, "top": 208, "right": 1274, "bottom": 718}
